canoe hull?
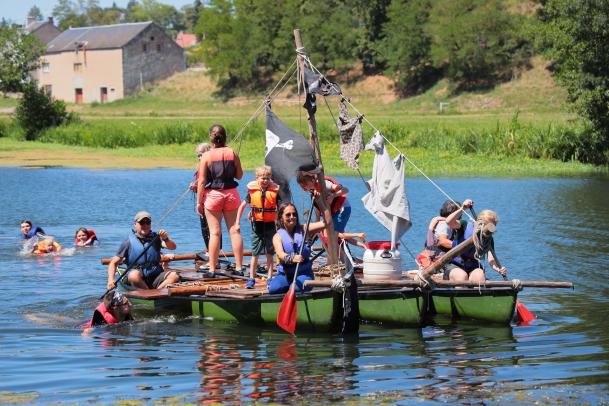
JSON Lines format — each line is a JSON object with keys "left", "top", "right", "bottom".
{"left": 430, "top": 287, "right": 517, "bottom": 324}
{"left": 358, "top": 288, "right": 425, "bottom": 326}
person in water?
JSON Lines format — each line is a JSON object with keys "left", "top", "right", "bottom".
{"left": 20, "top": 220, "right": 45, "bottom": 240}
{"left": 83, "top": 291, "right": 133, "bottom": 327}
{"left": 268, "top": 203, "right": 327, "bottom": 295}
{"left": 196, "top": 124, "right": 245, "bottom": 276}
{"left": 236, "top": 165, "right": 281, "bottom": 289}
{"left": 451, "top": 209, "right": 507, "bottom": 282}
{"left": 74, "top": 227, "right": 98, "bottom": 247}
{"left": 32, "top": 236, "right": 62, "bottom": 254}
{"left": 106, "top": 211, "right": 179, "bottom": 290}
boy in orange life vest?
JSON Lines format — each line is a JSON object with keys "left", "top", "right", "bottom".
{"left": 236, "top": 165, "right": 281, "bottom": 289}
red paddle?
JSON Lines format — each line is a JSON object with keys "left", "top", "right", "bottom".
{"left": 277, "top": 194, "right": 316, "bottom": 334}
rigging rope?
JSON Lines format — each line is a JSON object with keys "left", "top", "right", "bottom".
{"left": 157, "top": 187, "right": 191, "bottom": 226}
{"left": 305, "top": 59, "right": 474, "bottom": 222}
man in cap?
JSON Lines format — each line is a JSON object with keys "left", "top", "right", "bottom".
{"left": 107, "top": 211, "right": 179, "bottom": 290}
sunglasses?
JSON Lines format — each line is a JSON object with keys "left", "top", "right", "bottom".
{"left": 138, "top": 219, "right": 151, "bottom": 225}
{"left": 284, "top": 212, "right": 297, "bottom": 218}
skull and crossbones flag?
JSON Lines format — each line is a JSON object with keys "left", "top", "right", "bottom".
{"left": 265, "top": 106, "right": 316, "bottom": 202}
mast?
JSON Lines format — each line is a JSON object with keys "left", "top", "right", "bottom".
{"left": 294, "top": 29, "right": 339, "bottom": 265}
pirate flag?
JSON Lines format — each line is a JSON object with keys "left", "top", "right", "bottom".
{"left": 265, "top": 106, "right": 316, "bottom": 202}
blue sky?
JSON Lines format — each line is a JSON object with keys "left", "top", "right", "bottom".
{"left": 1, "top": 0, "right": 196, "bottom": 24}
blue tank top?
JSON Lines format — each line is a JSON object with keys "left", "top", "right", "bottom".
{"left": 276, "top": 227, "right": 313, "bottom": 276}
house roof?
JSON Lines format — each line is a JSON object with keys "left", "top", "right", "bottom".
{"left": 175, "top": 32, "right": 197, "bottom": 48}
{"left": 46, "top": 22, "right": 153, "bottom": 53}
{"left": 25, "top": 20, "right": 49, "bottom": 33}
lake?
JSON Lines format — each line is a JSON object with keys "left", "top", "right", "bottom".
{"left": 0, "top": 167, "right": 607, "bottom": 403}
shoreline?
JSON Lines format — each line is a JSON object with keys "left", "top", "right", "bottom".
{"left": 1, "top": 138, "right": 606, "bottom": 178}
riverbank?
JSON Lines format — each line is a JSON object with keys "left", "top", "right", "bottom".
{"left": 1, "top": 137, "right": 605, "bottom": 177}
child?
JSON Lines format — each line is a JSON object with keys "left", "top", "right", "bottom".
{"left": 32, "top": 236, "right": 62, "bottom": 254}
{"left": 237, "top": 165, "right": 280, "bottom": 289}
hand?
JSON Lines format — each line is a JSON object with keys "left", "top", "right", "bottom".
{"left": 462, "top": 199, "right": 474, "bottom": 209}
{"left": 235, "top": 224, "right": 240, "bottom": 232}
{"left": 158, "top": 229, "right": 169, "bottom": 241}
{"left": 189, "top": 182, "right": 197, "bottom": 192}
{"left": 357, "top": 233, "right": 366, "bottom": 241}
{"left": 496, "top": 266, "right": 507, "bottom": 276}
{"left": 293, "top": 254, "right": 304, "bottom": 263}
{"left": 165, "top": 253, "right": 175, "bottom": 260}
{"left": 197, "top": 203, "right": 204, "bottom": 216}
{"left": 107, "top": 280, "right": 116, "bottom": 290}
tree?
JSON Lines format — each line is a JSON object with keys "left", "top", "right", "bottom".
{"left": 28, "top": 6, "right": 44, "bottom": 21}
{"left": 541, "top": 0, "right": 609, "bottom": 164}
{"left": 376, "top": 0, "right": 437, "bottom": 95}
{"left": 351, "top": 0, "right": 391, "bottom": 73}
{"left": 15, "top": 84, "right": 74, "bottom": 140}
{"left": 429, "top": 0, "right": 530, "bottom": 90}
{"left": 52, "top": 0, "right": 88, "bottom": 30}
{"left": 183, "top": 0, "right": 203, "bottom": 32}
{"left": 0, "top": 26, "right": 44, "bottom": 93}
{"left": 127, "top": 0, "right": 184, "bottom": 34}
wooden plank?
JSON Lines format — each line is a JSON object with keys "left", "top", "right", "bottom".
{"left": 124, "top": 288, "right": 170, "bottom": 299}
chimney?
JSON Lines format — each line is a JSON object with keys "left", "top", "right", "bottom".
{"left": 48, "top": 17, "right": 54, "bottom": 25}
{"left": 26, "top": 15, "right": 36, "bottom": 26}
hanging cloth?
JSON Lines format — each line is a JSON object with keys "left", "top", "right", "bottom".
{"left": 361, "top": 131, "right": 412, "bottom": 249}
{"left": 337, "top": 100, "right": 364, "bottom": 170}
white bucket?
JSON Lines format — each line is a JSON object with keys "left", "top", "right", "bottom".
{"left": 362, "top": 241, "right": 402, "bottom": 281}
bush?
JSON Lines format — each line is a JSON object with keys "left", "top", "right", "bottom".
{"left": 14, "top": 85, "right": 75, "bottom": 140}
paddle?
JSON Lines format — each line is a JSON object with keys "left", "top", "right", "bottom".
{"left": 469, "top": 208, "right": 535, "bottom": 323}
{"left": 277, "top": 194, "right": 316, "bottom": 334}
{"left": 99, "top": 233, "right": 160, "bottom": 300}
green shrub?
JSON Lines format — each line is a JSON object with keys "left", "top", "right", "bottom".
{"left": 14, "top": 85, "right": 75, "bottom": 140}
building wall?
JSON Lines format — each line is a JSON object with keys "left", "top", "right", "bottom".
{"left": 37, "top": 49, "right": 124, "bottom": 103}
{"left": 122, "top": 24, "right": 186, "bottom": 95}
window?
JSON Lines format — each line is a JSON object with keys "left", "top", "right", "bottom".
{"left": 150, "top": 36, "right": 155, "bottom": 41}
{"left": 100, "top": 87, "right": 108, "bottom": 103}
{"left": 43, "top": 85, "right": 52, "bottom": 96}
{"left": 73, "top": 63, "right": 83, "bottom": 72}
{"left": 156, "top": 43, "right": 161, "bottom": 52}
{"left": 142, "top": 43, "right": 148, "bottom": 53}
{"left": 42, "top": 63, "right": 50, "bottom": 73}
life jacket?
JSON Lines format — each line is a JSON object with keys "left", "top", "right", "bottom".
{"left": 75, "top": 229, "right": 98, "bottom": 246}
{"left": 276, "top": 227, "right": 313, "bottom": 277}
{"left": 315, "top": 176, "right": 347, "bottom": 214}
{"left": 82, "top": 302, "right": 118, "bottom": 328}
{"left": 247, "top": 180, "right": 279, "bottom": 222}
{"left": 452, "top": 221, "right": 480, "bottom": 271}
{"left": 416, "top": 219, "right": 468, "bottom": 269}
{"left": 127, "top": 232, "right": 163, "bottom": 279}
{"left": 33, "top": 241, "right": 62, "bottom": 255}
{"left": 204, "top": 147, "right": 238, "bottom": 190}
{"left": 21, "top": 226, "right": 44, "bottom": 240}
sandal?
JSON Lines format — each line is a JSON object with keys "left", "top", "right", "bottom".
{"left": 233, "top": 267, "right": 246, "bottom": 277}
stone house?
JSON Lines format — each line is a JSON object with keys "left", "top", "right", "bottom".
{"left": 24, "top": 17, "right": 61, "bottom": 45}
{"left": 38, "top": 21, "right": 185, "bottom": 103}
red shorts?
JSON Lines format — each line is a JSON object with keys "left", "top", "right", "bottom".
{"left": 204, "top": 188, "right": 241, "bottom": 212}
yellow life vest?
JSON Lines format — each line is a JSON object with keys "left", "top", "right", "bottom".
{"left": 33, "top": 241, "right": 62, "bottom": 255}
{"left": 247, "top": 180, "right": 279, "bottom": 222}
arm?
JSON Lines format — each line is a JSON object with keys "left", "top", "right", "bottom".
{"left": 107, "top": 256, "right": 122, "bottom": 289}
{"left": 158, "top": 229, "right": 176, "bottom": 250}
{"left": 233, "top": 150, "right": 243, "bottom": 180}
{"left": 306, "top": 220, "right": 327, "bottom": 236}
{"left": 235, "top": 200, "right": 247, "bottom": 232}
{"left": 196, "top": 155, "right": 208, "bottom": 215}
{"left": 488, "top": 249, "right": 507, "bottom": 277}
{"left": 446, "top": 199, "right": 473, "bottom": 229}
{"left": 273, "top": 233, "right": 287, "bottom": 262}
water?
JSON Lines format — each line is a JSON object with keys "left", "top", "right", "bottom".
{"left": 1, "top": 167, "right": 608, "bottom": 404}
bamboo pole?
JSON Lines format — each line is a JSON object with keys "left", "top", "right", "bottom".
{"left": 421, "top": 222, "right": 496, "bottom": 279}
{"left": 305, "top": 279, "right": 574, "bottom": 289}
{"left": 294, "top": 29, "right": 339, "bottom": 265}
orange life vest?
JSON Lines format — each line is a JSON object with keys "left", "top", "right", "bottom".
{"left": 247, "top": 180, "right": 279, "bottom": 222}
{"left": 33, "top": 241, "right": 62, "bottom": 255}
{"left": 82, "top": 302, "right": 119, "bottom": 328}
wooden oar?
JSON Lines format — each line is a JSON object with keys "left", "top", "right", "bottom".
{"left": 277, "top": 194, "right": 316, "bottom": 334}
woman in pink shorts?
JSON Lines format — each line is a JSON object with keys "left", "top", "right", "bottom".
{"left": 197, "top": 124, "right": 244, "bottom": 274}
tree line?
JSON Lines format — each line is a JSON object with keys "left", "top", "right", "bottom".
{"left": 2, "top": 0, "right": 609, "bottom": 165}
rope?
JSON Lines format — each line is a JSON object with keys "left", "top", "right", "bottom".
{"left": 305, "top": 59, "right": 474, "bottom": 222}
{"left": 472, "top": 220, "right": 493, "bottom": 261}
{"left": 511, "top": 278, "right": 523, "bottom": 290}
{"left": 157, "top": 187, "right": 190, "bottom": 225}
{"left": 229, "top": 58, "right": 298, "bottom": 151}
